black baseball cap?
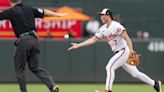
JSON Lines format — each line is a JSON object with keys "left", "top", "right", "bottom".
{"left": 97, "top": 8, "right": 113, "bottom": 19}
{"left": 97, "top": 8, "right": 111, "bottom": 15}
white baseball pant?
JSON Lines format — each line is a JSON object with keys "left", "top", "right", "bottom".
{"left": 105, "top": 46, "right": 155, "bottom": 90}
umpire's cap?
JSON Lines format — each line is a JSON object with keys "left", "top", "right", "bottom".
{"left": 97, "top": 8, "right": 114, "bottom": 20}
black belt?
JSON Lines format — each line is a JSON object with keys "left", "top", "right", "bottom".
{"left": 19, "top": 30, "right": 38, "bottom": 38}
{"left": 115, "top": 48, "right": 125, "bottom": 54}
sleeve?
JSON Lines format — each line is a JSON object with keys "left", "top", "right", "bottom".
{"left": 32, "top": 7, "right": 44, "bottom": 18}
{"left": 0, "top": 10, "right": 10, "bottom": 20}
{"left": 116, "top": 23, "right": 126, "bottom": 35}
{"left": 94, "top": 28, "right": 104, "bottom": 39}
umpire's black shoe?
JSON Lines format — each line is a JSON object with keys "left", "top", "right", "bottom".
{"left": 154, "top": 81, "right": 162, "bottom": 92}
{"left": 52, "top": 85, "right": 59, "bottom": 92}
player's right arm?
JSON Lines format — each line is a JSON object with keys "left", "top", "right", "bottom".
{"left": 68, "top": 36, "right": 99, "bottom": 51}
{"left": 68, "top": 25, "right": 103, "bottom": 51}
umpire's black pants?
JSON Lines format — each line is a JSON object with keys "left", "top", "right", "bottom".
{"left": 14, "top": 35, "right": 55, "bottom": 92}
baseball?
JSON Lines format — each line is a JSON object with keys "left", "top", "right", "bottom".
{"left": 131, "top": 61, "right": 134, "bottom": 65}
{"left": 64, "top": 34, "right": 69, "bottom": 39}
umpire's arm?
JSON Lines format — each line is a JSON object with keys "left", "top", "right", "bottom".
{"left": 44, "top": 9, "right": 68, "bottom": 17}
{"left": 0, "top": 10, "right": 10, "bottom": 20}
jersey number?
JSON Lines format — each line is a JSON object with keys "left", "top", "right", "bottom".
{"left": 113, "top": 40, "right": 117, "bottom": 45}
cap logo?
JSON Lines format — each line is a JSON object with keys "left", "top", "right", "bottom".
{"left": 101, "top": 8, "right": 109, "bottom": 15}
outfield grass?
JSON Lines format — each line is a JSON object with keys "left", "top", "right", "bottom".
{"left": 0, "top": 83, "right": 163, "bottom": 92}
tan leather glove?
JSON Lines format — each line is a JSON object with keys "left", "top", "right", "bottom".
{"left": 127, "top": 51, "right": 140, "bottom": 66}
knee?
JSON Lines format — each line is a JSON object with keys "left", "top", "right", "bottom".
{"left": 105, "top": 65, "right": 110, "bottom": 71}
{"left": 105, "top": 65, "right": 115, "bottom": 72}
{"left": 29, "top": 66, "right": 42, "bottom": 73}
{"left": 130, "top": 72, "right": 139, "bottom": 78}
{"left": 105, "top": 59, "right": 115, "bottom": 71}
{"left": 15, "top": 72, "right": 25, "bottom": 79}
{"left": 28, "top": 66, "right": 37, "bottom": 72}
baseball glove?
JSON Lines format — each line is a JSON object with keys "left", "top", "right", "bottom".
{"left": 127, "top": 51, "right": 140, "bottom": 66}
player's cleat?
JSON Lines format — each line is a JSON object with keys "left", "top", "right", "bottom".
{"left": 154, "top": 81, "right": 162, "bottom": 92}
{"left": 94, "top": 89, "right": 100, "bottom": 92}
{"left": 52, "top": 85, "right": 59, "bottom": 92}
{"left": 104, "top": 90, "right": 111, "bottom": 92}
{"left": 94, "top": 89, "right": 111, "bottom": 92}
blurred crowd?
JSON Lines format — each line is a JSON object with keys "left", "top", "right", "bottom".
{"left": 136, "top": 31, "right": 150, "bottom": 40}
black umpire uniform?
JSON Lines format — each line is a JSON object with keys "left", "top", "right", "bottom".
{"left": 0, "top": 3, "right": 56, "bottom": 92}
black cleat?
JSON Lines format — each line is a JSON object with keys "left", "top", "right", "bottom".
{"left": 52, "top": 85, "right": 59, "bottom": 92}
{"left": 154, "top": 81, "right": 162, "bottom": 92}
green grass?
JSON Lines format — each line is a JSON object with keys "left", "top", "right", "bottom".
{"left": 0, "top": 83, "right": 163, "bottom": 92}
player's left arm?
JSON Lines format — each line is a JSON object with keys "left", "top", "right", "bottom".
{"left": 121, "top": 30, "right": 134, "bottom": 52}
{"left": 121, "top": 30, "right": 141, "bottom": 66}
{"left": 44, "top": 9, "right": 68, "bottom": 17}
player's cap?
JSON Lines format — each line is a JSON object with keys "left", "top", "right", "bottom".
{"left": 97, "top": 8, "right": 114, "bottom": 20}
{"left": 97, "top": 8, "right": 112, "bottom": 15}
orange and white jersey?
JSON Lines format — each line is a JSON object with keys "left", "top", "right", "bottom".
{"left": 95, "top": 21, "right": 127, "bottom": 52}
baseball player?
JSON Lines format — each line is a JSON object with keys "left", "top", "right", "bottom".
{"left": 0, "top": 0, "right": 68, "bottom": 92}
{"left": 68, "top": 8, "right": 162, "bottom": 92}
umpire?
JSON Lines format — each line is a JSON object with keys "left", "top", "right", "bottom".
{"left": 0, "top": 0, "right": 67, "bottom": 92}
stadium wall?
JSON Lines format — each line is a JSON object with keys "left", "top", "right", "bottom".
{"left": 0, "top": 39, "right": 163, "bottom": 83}
{"left": 22, "top": 0, "right": 164, "bottom": 38}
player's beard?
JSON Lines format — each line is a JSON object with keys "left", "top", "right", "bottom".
{"left": 102, "top": 18, "right": 109, "bottom": 24}
{"left": 101, "top": 18, "right": 106, "bottom": 24}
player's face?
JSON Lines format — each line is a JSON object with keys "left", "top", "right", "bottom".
{"left": 100, "top": 15, "right": 110, "bottom": 24}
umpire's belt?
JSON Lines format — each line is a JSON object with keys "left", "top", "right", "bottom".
{"left": 20, "top": 30, "right": 38, "bottom": 38}
{"left": 115, "top": 48, "right": 125, "bottom": 54}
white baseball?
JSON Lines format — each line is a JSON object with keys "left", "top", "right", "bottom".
{"left": 64, "top": 34, "right": 69, "bottom": 39}
{"left": 131, "top": 61, "right": 134, "bottom": 65}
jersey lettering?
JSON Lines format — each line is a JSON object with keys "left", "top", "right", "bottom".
{"left": 105, "top": 33, "right": 116, "bottom": 42}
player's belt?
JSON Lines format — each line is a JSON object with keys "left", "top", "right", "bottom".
{"left": 115, "top": 48, "right": 125, "bottom": 54}
{"left": 19, "top": 30, "right": 38, "bottom": 38}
